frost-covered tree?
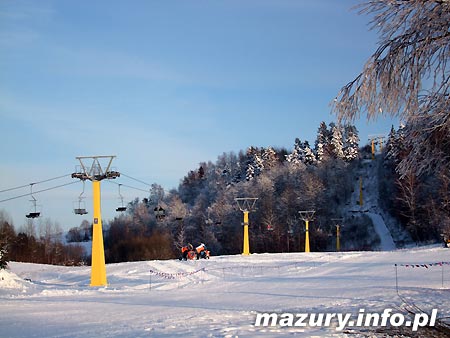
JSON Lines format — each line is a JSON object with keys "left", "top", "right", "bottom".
{"left": 385, "top": 125, "right": 398, "bottom": 163}
{"left": 315, "top": 121, "right": 330, "bottom": 163}
{"left": 246, "top": 147, "right": 264, "bottom": 181}
{"left": 332, "top": 0, "right": 450, "bottom": 177}
{"left": 343, "top": 125, "right": 359, "bottom": 162}
{"left": 329, "top": 123, "right": 345, "bottom": 160}
{"left": 385, "top": 124, "right": 407, "bottom": 166}
{"left": 315, "top": 143, "right": 324, "bottom": 164}
{"left": 303, "top": 141, "right": 317, "bottom": 165}
{"left": 216, "top": 151, "right": 241, "bottom": 186}
{"left": 0, "top": 245, "right": 8, "bottom": 270}
{"left": 286, "top": 138, "right": 306, "bottom": 166}
{"left": 262, "top": 147, "right": 279, "bottom": 169}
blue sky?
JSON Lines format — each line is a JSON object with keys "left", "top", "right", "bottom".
{"left": 0, "top": 0, "right": 398, "bottom": 230}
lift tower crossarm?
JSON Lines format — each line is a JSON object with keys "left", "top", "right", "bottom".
{"left": 73, "top": 156, "right": 120, "bottom": 181}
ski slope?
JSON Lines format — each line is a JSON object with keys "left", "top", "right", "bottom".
{"left": 347, "top": 157, "right": 405, "bottom": 250}
{"left": 1, "top": 246, "right": 449, "bottom": 337}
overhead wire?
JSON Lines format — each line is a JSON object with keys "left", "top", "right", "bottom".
{"left": 0, "top": 173, "right": 72, "bottom": 194}
{"left": 106, "top": 180, "right": 150, "bottom": 194}
{"left": 0, "top": 172, "right": 157, "bottom": 204}
{"left": 119, "top": 172, "right": 153, "bottom": 187}
{"left": 0, "top": 181, "right": 79, "bottom": 203}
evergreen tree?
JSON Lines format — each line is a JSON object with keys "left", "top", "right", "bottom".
{"left": 385, "top": 125, "right": 398, "bottom": 163}
{"left": 330, "top": 123, "right": 345, "bottom": 160}
{"left": 245, "top": 147, "right": 264, "bottom": 181}
{"left": 343, "top": 124, "right": 359, "bottom": 162}
{"left": 315, "top": 142, "right": 324, "bottom": 164}
{"left": 285, "top": 138, "right": 305, "bottom": 166}
{"left": 385, "top": 124, "right": 408, "bottom": 166}
{"left": 303, "top": 141, "right": 317, "bottom": 165}
{"left": 315, "top": 122, "right": 329, "bottom": 163}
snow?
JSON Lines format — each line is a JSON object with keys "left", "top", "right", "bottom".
{"left": 367, "top": 213, "right": 396, "bottom": 251}
{"left": 346, "top": 157, "right": 410, "bottom": 250}
{"left": 1, "top": 246, "right": 449, "bottom": 337}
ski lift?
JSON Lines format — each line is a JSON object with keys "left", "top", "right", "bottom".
{"left": 73, "top": 181, "right": 88, "bottom": 215}
{"left": 154, "top": 205, "right": 166, "bottom": 221}
{"left": 116, "top": 184, "right": 127, "bottom": 212}
{"left": 26, "top": 184, "right": 41, "bottom": 219}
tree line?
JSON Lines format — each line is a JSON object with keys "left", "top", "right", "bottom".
{"left": 0, "top": 211, "right": 87, "bottom": 266}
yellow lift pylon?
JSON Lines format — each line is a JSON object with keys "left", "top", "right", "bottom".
{"left": 299, "top": 210, "right": 315, "bottom": 253}
{"left": 235, "top": 197, "right": 258, "bottom": 256}
{"left": 368, "top": 134, "right": 385, "bottom": 160}
{"left": 72, "top": 155, "right": 120, "bottom": 287}
{"left": 331, "top": 218, "right": 344, "bottom": 252}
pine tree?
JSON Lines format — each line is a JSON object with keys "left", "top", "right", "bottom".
{"left": 330, "top": 123, "right": 345, "bottom": 160}
{"left": 303, "top": 141, "right": 317, "bottom": 165}
{"left": 245, "top": 147, "right": 264, "bottom": 181}
{"left": 314, "top": 121, "right": 330, "bottom": 163}
{"left": 315, "top": 142, "right": 324, "bottom": 164}
{"left": 343, "top": 124, "right": 359, "bottom": 162}
{"left": 286, "top": 138, "right": 305, "bottom": 166}
{"left": 385, "top": 125, "right": 398, "bottom": 163}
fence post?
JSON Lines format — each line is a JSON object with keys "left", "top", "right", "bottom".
{"left": 394, "top": 264, "right": 399, "bottom": 296}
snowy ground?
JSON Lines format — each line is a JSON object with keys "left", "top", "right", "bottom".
{"left": 1, "top": 246, "right": 449, "bottom": 337}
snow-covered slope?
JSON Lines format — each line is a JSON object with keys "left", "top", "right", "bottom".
{"left": 1, "top": 246, "right": 449, "bottom": 337}
{"left": 346, "top": 157, "right": 410, "bottom": 250}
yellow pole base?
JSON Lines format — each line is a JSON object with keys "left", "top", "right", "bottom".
{"left": 90, "top": 180, "right": 107, "bottom": 287}
{"left": 305, "top": 220, "right": 310, "bottom": 253}
{"left": 242, "top": 211, "right": 250, "bottom": 255}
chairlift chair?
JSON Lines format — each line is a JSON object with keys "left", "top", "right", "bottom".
{"left": 116, "top": 184, "right": 127, "bottom": 212}
{"left": 73, "top": 181, "right": 88, "bottom": 215}
{"left": 25, "top": 184, "right": 41, "bottom": 219}
{"left": 26, "top": 211, "right": 41, "bottom": 219}
{"left": 74, "top": 208, "right": 88, "bottom": 215}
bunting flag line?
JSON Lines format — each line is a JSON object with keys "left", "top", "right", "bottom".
{"left": 149, "top": 268, "right": 206, "bottom": 280}
{"left": 397, "top": 261, "right": 450, "bottom": 269}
